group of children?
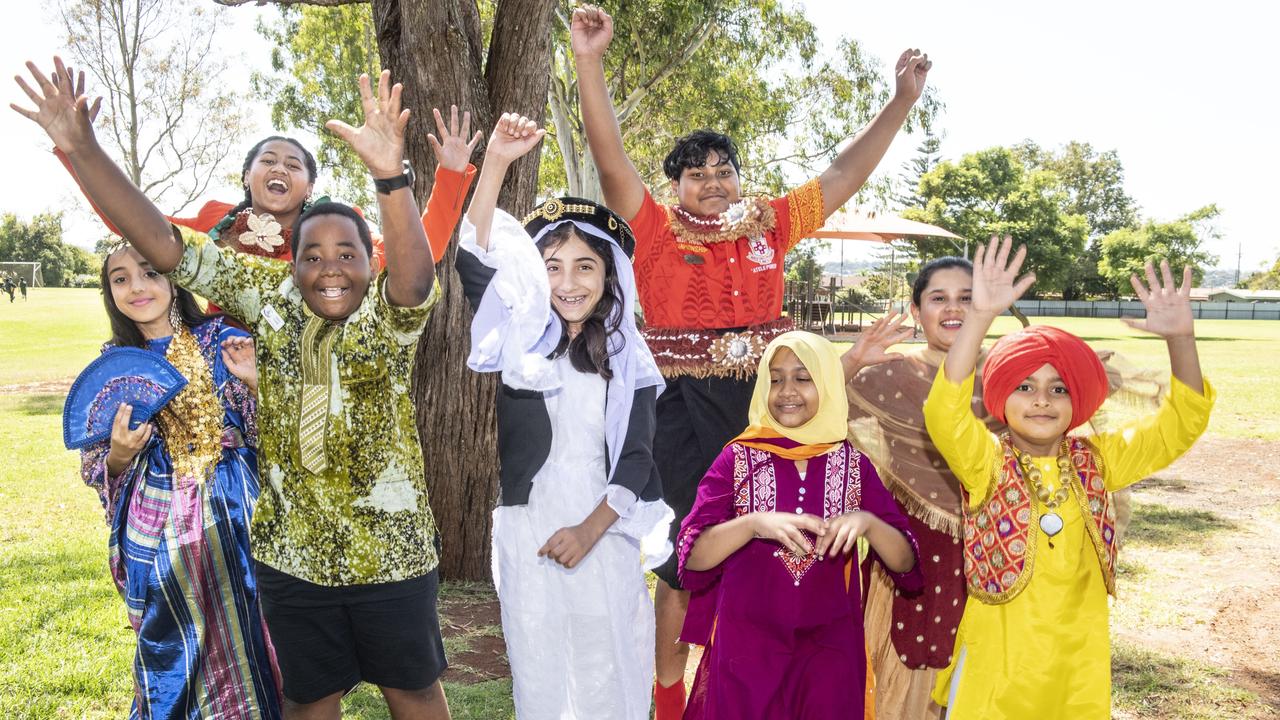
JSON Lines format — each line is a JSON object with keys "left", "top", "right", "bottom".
{"left": 15, "top": 4, "right": 1213, "bottom": 718}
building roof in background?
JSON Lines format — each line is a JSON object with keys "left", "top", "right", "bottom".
{"left": 1192, "top": 287, "right": 1280, "bottom": 301}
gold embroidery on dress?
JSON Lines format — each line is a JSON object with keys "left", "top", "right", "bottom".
{"left": 786, "top": 178, "right": 825, "bottom": 250}
{"left": 157, "top": 326, "right": 224, "bottom": 483}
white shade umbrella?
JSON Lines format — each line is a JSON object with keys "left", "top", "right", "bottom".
{"left": 803, "top": 210, "right": 966, "bottom": 297}
{"left": 806, "top": 210, "right": 963, "bottom": 242}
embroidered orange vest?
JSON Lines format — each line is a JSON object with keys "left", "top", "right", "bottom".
{"left": 961, "top": 436, "right": 1117, "bottom": 604}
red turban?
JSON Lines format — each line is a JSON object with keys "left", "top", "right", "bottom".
{"left": 982, "top": 325, "right": 1107, "bottom": 431}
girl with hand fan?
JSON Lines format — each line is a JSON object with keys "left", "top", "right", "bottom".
{"left": 73, "top": 244, "right": 279, "bottom": 719}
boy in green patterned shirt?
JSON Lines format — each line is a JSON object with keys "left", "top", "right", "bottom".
{"left": 19, "top": 59, "right": 455, "bottom": 718}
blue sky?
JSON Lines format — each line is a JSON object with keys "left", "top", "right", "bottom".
{"left": 3, "top": 1, "right": 1276, "bottom": 275}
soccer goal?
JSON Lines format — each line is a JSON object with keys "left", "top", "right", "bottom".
{"left": 0, "top": 262, "right": 43, "bottom": 287}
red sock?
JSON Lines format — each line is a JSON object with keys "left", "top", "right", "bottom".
{"left": 654, "top": 678, "right": 687, "bottom": 720}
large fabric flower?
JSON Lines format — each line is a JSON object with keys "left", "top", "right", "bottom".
{"left": 237, "top": 213, "right": 285, "bottom": 253}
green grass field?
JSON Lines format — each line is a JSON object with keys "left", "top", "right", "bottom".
{"left": 0, "top": 290, "right": 515, "bottom": 718}
{"left": 2, "top": 289, "right": 1277, "bottom": 717}
{"left": 0, "top": 289, "right": 111, "bottom": 385}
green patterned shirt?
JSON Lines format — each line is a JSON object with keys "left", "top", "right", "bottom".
{"left": 169, "top": 226, "right": 440, "bottom": 586}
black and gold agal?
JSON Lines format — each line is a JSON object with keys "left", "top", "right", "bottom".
{"left": 522, "top": 197, "right": 637, "bottom": 259}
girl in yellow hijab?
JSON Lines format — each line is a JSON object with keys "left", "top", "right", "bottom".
{"left": 673, "top": 331, "right": 922, "bottom": 720}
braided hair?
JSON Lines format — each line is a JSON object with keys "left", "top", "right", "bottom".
{"left": 210, "top": 136, "right": 318, "bottom": 242}
{"left": 229, "top": 136, "right": 319, "bottom": 217}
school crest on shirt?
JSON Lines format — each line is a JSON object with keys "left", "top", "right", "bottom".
{"left": 745, "top": 233, "right": 774, "bottom": 266}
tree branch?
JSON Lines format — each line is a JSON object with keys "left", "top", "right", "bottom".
{"left": 614, "top": 14, "right": 717, "bottom": 125}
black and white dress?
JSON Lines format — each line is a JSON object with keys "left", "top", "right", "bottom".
{"left": 458, "top": 209, "right": 672, "bottom": 719}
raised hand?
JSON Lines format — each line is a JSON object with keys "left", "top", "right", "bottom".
{"left": 1124, "top": 260, "right": 1194, "bottom": 339}
{"left": 751, "top": 511, "right": 826, "bottom": 557}
{"left": 485, "top": 113, "right": 546, "bottom": 167}
{"left": 841, "top": 308, "right": 914, "bottom": 379}
{"left": 64, "top": 61, "right": 102, "bottom": 124}
{"left": 971, "top": 234, "right": 1035, "bottom": 318}
{"left": 893, "top": 48, "right": 932, "bottom": 103}
{"left": 220, "top": 336, "right": 258, "bottom": 393}
{"left": 427, "top": 105, "right": 481, "bottom": 173}
{"left": 11, "top": 57, "right": 102, "bottom": 155}
{"left": 570, "top": 4, "right": 614, "bottom": 60}
{"left": 325, "top": 70, "right": 409, "bottom": 179}
{"left": 105, "top": 403, "right": 153, "bottom": 476}
{"left": 814, "top": 510, "right": 874, "bottom": 558}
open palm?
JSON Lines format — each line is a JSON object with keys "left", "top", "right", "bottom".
{"left": 11, "top": 57, "right": 102, "bottom": 154}
{"left": 325, "top": 70, "right": 408, "bottom": 179}
{"left": 842, "top": 309, "right": 912, "bottom": 377}
{"left": 971, "top": 234, "right": 1035, "bottom": 317}
{"left": 1124, "top": 260, "right": 1194, "bottom": 338}
{"left": 427, "top": 105, "right": 481, "bottom": 173}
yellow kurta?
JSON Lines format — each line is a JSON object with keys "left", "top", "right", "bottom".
{"left": 923, "top": 368, "right": 1214, "bottom": 720}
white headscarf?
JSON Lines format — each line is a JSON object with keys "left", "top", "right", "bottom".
{"left": 460, "top": 208, "right": 664, "bottom": 483}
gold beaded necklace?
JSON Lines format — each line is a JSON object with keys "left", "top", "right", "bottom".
{"left": 1013, "top": 441, "right": 1075, "bottom": 549}
{"left": 156, "top": 324, "right": 224, "bottom": 483}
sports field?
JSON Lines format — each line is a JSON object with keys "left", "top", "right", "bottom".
{"left": 2, "top": 289, "right": 1278, "bottom": 718}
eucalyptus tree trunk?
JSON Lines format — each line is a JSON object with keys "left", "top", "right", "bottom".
{"left": 214, "top": 0, "right": 557, "bottom": 579}
{"left": 373, "top": 0, "right": 558, "bottom": 579}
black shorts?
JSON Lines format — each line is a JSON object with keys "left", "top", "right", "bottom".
{"left": 256, "top": 562, "right": 448, "bottom": 704}
{"left": 651, "top": 373, "right": 754, "bottom": 589}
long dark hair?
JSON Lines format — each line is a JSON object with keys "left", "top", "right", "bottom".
{"left": 100, "top": 250, "right": 210, "bottom": 348}
{"left": 536, "top": 225, "right": 625, "bottom": 380}
{"left": 911, "top": 256, "right": 974, "bottom": 307}
{"left": 227, "top": 135, "right": 319, "bottom": 218}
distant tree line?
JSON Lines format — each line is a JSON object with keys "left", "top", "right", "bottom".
{"left": 0, "top": 213, "right": 98, "bottom": 288}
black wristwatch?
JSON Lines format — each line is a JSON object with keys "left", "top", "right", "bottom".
{"left": 373, "top": 160, "right": 415, "bottom": 195}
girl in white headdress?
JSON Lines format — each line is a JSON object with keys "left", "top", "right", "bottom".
{"left": 455, "top": 113, "right": 673, "bottom": 720}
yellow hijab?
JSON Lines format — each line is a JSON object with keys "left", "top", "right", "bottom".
{"left": 732, "top": 331, "right": 848, "bottom": 460}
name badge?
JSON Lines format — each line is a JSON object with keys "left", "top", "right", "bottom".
{"left": 262, "top": 304, "right": 285, "bottom": 331}
{"left": 683, "top": 254, "right": 705, "bottom": 265}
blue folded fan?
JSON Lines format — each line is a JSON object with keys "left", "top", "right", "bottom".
{"left": 62, "top": 347, "right": 188, "bottom": 450}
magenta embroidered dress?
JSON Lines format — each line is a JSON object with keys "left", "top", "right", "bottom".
{"left": 79, "top": 317, "right": 280, "bottom": 719}
{"left": 677, "top": 438, "right": 923, "bottom": 719}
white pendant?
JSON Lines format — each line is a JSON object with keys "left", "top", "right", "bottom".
{"left": 1040, "top": 512, "right": 1064, "bottom": 537}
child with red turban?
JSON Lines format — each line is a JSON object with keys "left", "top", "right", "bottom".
{"left": 923, "top": 236, "right": 1214, "bottom": 719}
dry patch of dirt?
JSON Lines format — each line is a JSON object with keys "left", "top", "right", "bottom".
{"left": 1113, "top": 436, "right": 1280, "bottom": 715}
{"left": 0, "top": 380, "right": 71, "bottom": 395}
{"left": 438, "top": 583, "right": 509, "bottom": 684}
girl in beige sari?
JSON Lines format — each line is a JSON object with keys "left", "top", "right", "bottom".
{"left": 850, "top": 258, "right": 983, "bottom": 720}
